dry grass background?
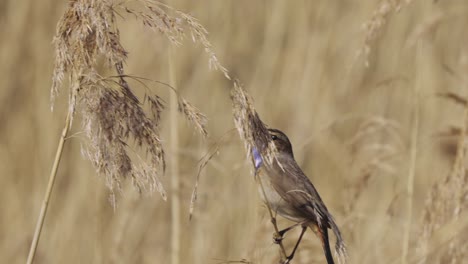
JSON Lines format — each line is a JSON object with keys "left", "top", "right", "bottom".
{"left": 1, "top": 0, "right": 468, "bottom": 263}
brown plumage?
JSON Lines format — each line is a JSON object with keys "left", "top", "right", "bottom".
{"left": 254, "top": 128, "right": 347, "bottom": 264}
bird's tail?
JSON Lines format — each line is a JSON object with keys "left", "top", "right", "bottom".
{"left": 328, "top": 218, "right": 348, "bottom": 264}
{"left": 308, "top": 224, "right": 335, "bottom": 264}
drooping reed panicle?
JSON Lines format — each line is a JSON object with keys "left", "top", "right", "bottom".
{"left": 51, "top": 0, "right": 225, "bottom": 204}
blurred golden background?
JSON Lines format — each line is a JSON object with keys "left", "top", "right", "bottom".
{"left": 1, "top": 0, "right": 467, "bottom": 263}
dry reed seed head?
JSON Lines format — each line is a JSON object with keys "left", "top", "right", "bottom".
{"left": 343, "top": 116, "right": 403, "bottom": 216}
{"left": 178, "top": 98, "right": 208, "bottom": 137}
{"left": 360, "top": 0, "right": 413, "bottom": 66}
{"left": 78, "top": 74, "right": 167, "bottom": 202}
{"left": 147, "top": 94, "right": 166, "bottom": 125}
{"left": 230, "top": 81, "right": 278, "bottom": 168}
{"left": 52, "top": 0, "right": 230, "bottom": 115}
{"left": 418, "top": 106, "right": 468, "bottom": 262}
{"left": 124, "top": 0, "right": 230, "bottom": 79}
{"left": 347, "top": 116, "right": 403, "bottom": 170}
{"left": 52, "top": 0, "right": 126, "bottom": 102}
{"left": 50, "top": 0, "right": 229, "bottom": 203}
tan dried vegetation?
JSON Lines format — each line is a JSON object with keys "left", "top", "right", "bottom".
{"left": 1, "top": 0, "right": 467, "bottom": 264}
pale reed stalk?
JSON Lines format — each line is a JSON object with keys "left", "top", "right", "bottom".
{"left": 255, "top": 171, "right": 288, "bottom": 261}
{"left": 27, "top": 112, "right": 71, "bottom": 264}
{"left": 169, "top": 46, "right": 181, "bottom": 264}
{"left": 401, "top": 40, "right": 422, "bottom": 264}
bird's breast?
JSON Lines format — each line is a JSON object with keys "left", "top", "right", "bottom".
{"left": 256, "top": 169, "right": 307, "bottom": 223}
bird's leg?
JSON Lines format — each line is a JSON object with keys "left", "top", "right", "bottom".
{"left": 273, "top": 221, "right": 307, "bottom": 244}
{"left": 283, "top": 226, "right": 307, "bottom": 264}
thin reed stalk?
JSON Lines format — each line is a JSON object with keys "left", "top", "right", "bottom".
{"left": 401, "top": 41, "right": 422, "bottom": 264}
{"left": 169, "top": 46, "right": 181, "bottom": 264}
{"left": 255, "top": 170, "right": 288, "bottom": 261}
{"left": 26, "top": 112, "right": 72, "bottom": 264}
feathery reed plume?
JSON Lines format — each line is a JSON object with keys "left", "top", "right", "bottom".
{"left": 418, "top": 92, "right": 468, "bottom": 263}
{"left": 123, "top": 1, "right": 230, "bottom": 80}
{"left": 345, "top": 116, "right": 403, "bottom": 214}
{"left": 178, "top": 98, "right": 208, "bottom": 137}
{"left": 78, "top": 72, "right": 167, "bottom": 202}
{"left": 230, "top": 80, "right": 277, "bottom": 167}
{"left": 29, "top": 0, "right": 229, "bottom": 263}
{"left": 51, "top": 0, "right": 224, "bottom": 203}
{"left": 359, "top": 0, "right": 413, "bottom": 66}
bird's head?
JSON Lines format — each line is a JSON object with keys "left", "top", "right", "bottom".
{"left": 268, "top": 128, "right": 294, "bottom": 158}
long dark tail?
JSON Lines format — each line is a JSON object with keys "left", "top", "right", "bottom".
{"left": 309, "top": 224, "right": 335, "bottom": 264}
{"left": 321, "top": 227, "right": 335, "bottom": 264}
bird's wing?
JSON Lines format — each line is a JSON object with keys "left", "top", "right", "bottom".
{"left": 267, "top": 154, "right": 348, "bottom": 262}
{"left": 265, "top": 154, "right": 331, "bottom": 225}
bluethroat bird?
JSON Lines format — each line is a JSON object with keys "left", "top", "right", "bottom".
{"left": 253, "top": 128, "right": 346, "bottom": 264}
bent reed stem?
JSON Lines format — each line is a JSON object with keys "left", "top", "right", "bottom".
{"left": 255, "top": 170, "right": 288, "bottom": 261}
{"left": 26, "top": 112, "right": 72, "bottom": 264}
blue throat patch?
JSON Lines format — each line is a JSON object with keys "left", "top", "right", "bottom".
{"left": 252, "top": 147, "right": 263, "bottom": 170}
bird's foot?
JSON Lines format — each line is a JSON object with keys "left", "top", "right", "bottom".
{"left": 282, "top": 256, "right": 293, "bottom": 264}
{"left": 273, "top": 232, "right": 283, "bottom": 244}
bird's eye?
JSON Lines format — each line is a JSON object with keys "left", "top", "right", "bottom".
{"left": 271, "top": 134, "right": 278, "bottom": 140}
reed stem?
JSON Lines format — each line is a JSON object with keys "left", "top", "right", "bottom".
{"left": 255, "top": 170, "right": 288, "bottom": 261}
{"left": 169, "top": 46, "right": 181, "bottom": 264}
{"left": 26, "top": 112, "right": 72, "bottom": 264}
{"left": 401, "top": 41, "right": 422, "bottom": 264}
